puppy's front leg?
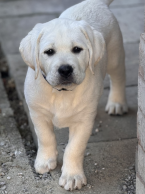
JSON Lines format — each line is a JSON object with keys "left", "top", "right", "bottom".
{"left": 30, "top": 114, "right": 58, "bottom": 174}
{"left": 59, "top": 121, "right": 93, "bottom": 191}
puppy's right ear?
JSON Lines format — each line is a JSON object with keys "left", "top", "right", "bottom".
{"left": 19, "top": 23, "right": 44, "bottom": 79}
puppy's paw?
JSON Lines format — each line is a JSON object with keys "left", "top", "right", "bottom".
{"left": 35, "top": 154, "right": 57, "bottom": 174}
{"left": 105, "top": 101, "right": 128, "bottom": 115}
{"left": 59, "top": 170, "right": 87, "bottom": 191}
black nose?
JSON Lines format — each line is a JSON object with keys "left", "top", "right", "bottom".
{"left": 58, "top": 65, "right": 73, "bottom": 78}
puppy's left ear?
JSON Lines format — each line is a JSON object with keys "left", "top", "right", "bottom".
{"left": 19, "top": 23, "right": 44, "bottom": 79}
{"left": 78, "top": 21, "right": 105, "bottom": 74}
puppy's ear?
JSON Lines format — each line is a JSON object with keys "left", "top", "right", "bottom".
{"left": 78, "top": 21, "right": 105, "bottom": 74}
{"left": 19, "top": 23, "right": 44, "bottom": 79}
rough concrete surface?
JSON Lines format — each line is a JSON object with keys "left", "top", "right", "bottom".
{"left": 50, "top": 139, "right": 137, "bottom": 194}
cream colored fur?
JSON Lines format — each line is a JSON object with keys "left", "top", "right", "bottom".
{"left": 19, "top": 0, "right": 128, "bottom": 191}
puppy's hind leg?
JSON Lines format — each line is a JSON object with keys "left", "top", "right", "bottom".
{"left": 105, "top": 32, "right": 128, "bottom": 115}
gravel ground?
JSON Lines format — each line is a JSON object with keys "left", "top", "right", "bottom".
{"left": 0, "top": 48, "right": 52, "bottom": 182}
{"left": 120, "top": 164, "right": 136, "bottom": 194}
{"left": 2, "top": 76, "right": 53, "bottom": 182}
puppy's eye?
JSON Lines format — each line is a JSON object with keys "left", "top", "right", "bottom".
{"left": 72, "top": 47, "right": 83, "bottom": 54}
{"left": 44, "top": 49, "right": 55, "bottom": 56}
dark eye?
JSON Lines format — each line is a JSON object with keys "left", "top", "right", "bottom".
{"left": 72, "top": 47, "right": 83, "bottom": 54}
{"left": 44, "top": 49, "right": 55, "bottom": 56}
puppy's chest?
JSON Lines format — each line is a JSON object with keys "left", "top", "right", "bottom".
{"left": 51, "top": 105, "right": 75, "bottom": 128}
{"left": 48, "top": 98, "right": 83, "bottom": 128}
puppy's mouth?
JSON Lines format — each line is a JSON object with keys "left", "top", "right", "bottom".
{"left": 42, "top": 72, "right": 74, "bottom": 92}
{"left": 56, "top": 88, "right": 71, "bottom": 91}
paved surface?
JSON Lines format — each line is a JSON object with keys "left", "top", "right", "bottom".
{"left": 0, "top": 0, "right": 144, "bottom": 193}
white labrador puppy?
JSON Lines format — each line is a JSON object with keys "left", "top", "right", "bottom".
{"left": 19, "top": 0, "right": 128, "bottom": 191}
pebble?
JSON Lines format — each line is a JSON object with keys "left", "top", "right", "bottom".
{"left": 0, "top": 141, "right": 5, "bottom": 146}
{"left": 7, "top": 176, "right": 11, "bottom": 180}
{"left": 0, "top": 172, "right": 5, "bottom": 176}
{"left": 0, "top": 182, "right": 6, "bottom": 187}
{"left": 1, "top": 186, "right": 6, "bottom": 190}
{"left": 94, "top": 162, "right": 97, "bottom": 166}
{"left": 2, "top": 167, "right": 8, "bottom": 173}
{"left": 18, "top": 173, "right": 23, "bottom": 177}
{"left": 95, "top": 129, "right": 99, "bottom": 133}
{"left": 86, "top": 152, "right": 91, "bottom": 156}
{"left": 10, "top": 153, "right": 15, "bottom": 157}
{"left": 15, "top": 150, "right": 22, "bottom": 157}
{"left": 87, "top": 184, "right": 92, "bottom": 189}
{"left": 123, "top": 185, "right": 127, "bottom": 190}
{"left": 42, "top": 173, "right": 48, "bottom": 179}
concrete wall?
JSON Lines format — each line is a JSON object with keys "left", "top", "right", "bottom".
{"left": 137, "top": 33, "right": 145, "bottom": 193}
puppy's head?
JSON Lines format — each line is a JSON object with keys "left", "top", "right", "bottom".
{"left": 19, "top": 19, "right": 105, "bottom": 91}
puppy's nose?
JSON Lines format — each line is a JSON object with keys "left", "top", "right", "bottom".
{"left": 58, "top": 65, "right": 73, "bottom": 78}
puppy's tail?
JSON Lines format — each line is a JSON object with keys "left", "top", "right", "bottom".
{"left": 102, "top": 0, "right": 114, "bottom": 6}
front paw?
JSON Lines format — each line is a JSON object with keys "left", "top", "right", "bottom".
{"left": 35, "top": 152, "right": 57, "bottom": 174}
{"left": 105, "top": 101, "right": 128, "bottom": 115}
{"left": 59, "top": 168, "right": 87, "bottom": 191}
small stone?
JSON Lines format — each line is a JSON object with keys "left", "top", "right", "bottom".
{"left": 18, "top": 173, "right": 23, "bottom": 177}
{"left": 7, "top": 176, "right": 11, "bottom": 180}
{"left": 1, "top": 186, "right": 6, "bottom": 190}
{"left": 19, "top": 101, "right": 23, "bottom": 106}
{"left": 15, "top": 150, "right": 22, "bottom": 157}
{"left": 129, "top": 167, "right": 134, "bottom": 170}
{"left": 95, "top": 129, "right": 99, "bottom": 133}
{"left": 87, "top": 184, "right": 92, "bottom": 189}
{"left": 42, "top": 173, "right": 48, "bottom": 179}
{"left": 94, "top": 163, "right": 97, "bottom": 166}
{"left": 86, "top": 152, "right": 91, "bottom": 156}
{"left": 0, "top": 182, "right": 6, "bottom": 186}
{"left": 2, "top": 113, "right": 6, "bottom": 117}
{"left": 0, "top": 142, "right": 5, "bottom": 146}
{"left": 123, "top": 185, "right": 127, "bottom": 190}
{"left": 35, "top": 177, "right": 40, "bottom": 180}
{"left": 95, "top": 170, "right": 98, "bottom": 173}
{"left": 2, "top": 167, "right": 8, "bottom": 173}
{"left": 10, "top": 153, "right": 14, "bottom": 157}
{"left": 0, "top": 172, "right": 5, "bottom": 176}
